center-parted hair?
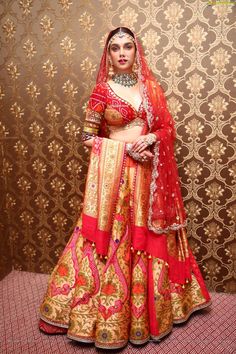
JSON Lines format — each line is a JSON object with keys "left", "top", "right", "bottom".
{"left": 106, "top": 27, "right": 135, "bottom": 47}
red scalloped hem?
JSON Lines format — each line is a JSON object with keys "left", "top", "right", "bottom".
{"left": 39, "top": 319, "right": 67, "bottom": 334}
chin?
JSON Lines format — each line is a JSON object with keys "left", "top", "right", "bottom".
{"left": 115, "top": 65, "right": 133, "bottom": 72}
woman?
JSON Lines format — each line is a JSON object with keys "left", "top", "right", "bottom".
{"left": 38, "top": 27, "right": 212, "bottom": 349}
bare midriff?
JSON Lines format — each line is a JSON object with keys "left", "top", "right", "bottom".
{"left": 109, "top": 126, "right": 145, "bottom": 143}
{"left": 83, "top": 126, "right": 147, "bottom": 148}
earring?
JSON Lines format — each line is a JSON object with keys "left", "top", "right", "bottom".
{"left": 108, "top": 58, "right": 114, "bottom": 78}
{"left": 132, "top": 57, "right": 139, "bottom": 74}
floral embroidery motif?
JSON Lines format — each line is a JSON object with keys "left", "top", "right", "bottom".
{"left": 39, "top": 149, "right": 211, "bottom": 347}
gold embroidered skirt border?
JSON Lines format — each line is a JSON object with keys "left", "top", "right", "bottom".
{"left": 39, "top": 156, "right": 212, "bottom": 349}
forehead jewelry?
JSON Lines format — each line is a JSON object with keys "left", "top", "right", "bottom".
{"left": 108, "top": 28, "right": 135, "bottom": 47}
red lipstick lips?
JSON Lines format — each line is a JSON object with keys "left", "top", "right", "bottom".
{"left": 118, "top": 59, "right": 127, "bottom": 64}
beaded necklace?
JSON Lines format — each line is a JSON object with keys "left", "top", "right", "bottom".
{"left": 112, "top": 72, "right": 138, "bottom": 87}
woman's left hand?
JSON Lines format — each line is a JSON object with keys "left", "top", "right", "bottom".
{"left": 131, "top": 135, "right": 150, "bottom": 153}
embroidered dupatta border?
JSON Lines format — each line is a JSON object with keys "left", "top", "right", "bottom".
{"left": 81, "top": 137, "right": 126, "bottom": 255}
{"left": 147, "top": 141, "right": 187, "bottom": 234}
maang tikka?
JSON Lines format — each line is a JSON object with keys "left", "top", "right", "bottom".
{"left": 108, "top": 27, "right": 135, "bottom": 47}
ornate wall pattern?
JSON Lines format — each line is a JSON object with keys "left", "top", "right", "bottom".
{"left": 0, "top": 0, "right": 235, "bottom": 292}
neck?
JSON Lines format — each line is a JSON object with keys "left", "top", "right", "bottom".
{"left": 115, "top": 69, "right": 133, "bottom": 75}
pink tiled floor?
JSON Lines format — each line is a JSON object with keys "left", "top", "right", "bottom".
{"left": 0, "top": 270, "right": 235, "bottom": 353}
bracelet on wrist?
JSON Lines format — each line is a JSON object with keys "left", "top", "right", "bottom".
{"left": 145, "top": 133, "right": 157, "bottom": 146}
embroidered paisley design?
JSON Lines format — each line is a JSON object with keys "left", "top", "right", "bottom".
{"left": 39, "top": 153, "right": 211, "bottom": 347}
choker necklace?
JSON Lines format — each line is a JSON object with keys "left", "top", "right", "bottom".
{"left": 112, "top": 72, "right": 138, "bottom": 87}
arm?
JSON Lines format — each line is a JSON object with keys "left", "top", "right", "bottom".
{"left": 132, "top": 84, "right": 175, "bottom": 153}
{"left": 83, "top": 138, "right": 94, "bottom": 148}
{"left": 81, "top": 83, "right": 106, "bottom": 146}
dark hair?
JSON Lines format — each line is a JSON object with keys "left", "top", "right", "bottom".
{"left": 106, "top": 27, "right": 135, "bottom": 46}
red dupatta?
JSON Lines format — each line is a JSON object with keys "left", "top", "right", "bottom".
{"left": 96, "top": 29, "right": 187, "bottom": 235}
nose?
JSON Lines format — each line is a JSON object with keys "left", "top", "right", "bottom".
{"left": 119, "top": 47, "right": 125, "bottom": 57}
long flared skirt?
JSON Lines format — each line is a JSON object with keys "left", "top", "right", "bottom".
{"left": 39, "top": 156, "right": 212, "bottom": 349}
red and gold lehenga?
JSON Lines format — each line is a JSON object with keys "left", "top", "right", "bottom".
{"left": 38, "top": 29, "right": 212, "bottom": 349}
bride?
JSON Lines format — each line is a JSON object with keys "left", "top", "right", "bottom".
{"left": 38, "top": 26, "right": 212, "bottom": 350}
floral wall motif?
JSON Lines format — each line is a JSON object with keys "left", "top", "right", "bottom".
{"left": 0, "top": 0, "right": 235, "bottom": 292}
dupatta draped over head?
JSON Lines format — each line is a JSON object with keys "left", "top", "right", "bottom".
{"left": 96, "top": 28, "right": 187, "bottom": 234}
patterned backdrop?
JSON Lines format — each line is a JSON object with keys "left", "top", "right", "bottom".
{"left": 0, "top": 0, "right": 235, "bottom": 293}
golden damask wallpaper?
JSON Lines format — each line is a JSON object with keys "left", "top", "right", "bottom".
{"left": 0, "top": 0, "right": 235, "bottom": 292}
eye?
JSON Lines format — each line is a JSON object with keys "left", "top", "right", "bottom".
{"left": 110, "top": 45, "right": 119, "bottom": 52}
{"left": 124, "top": 42, "right": 134, "bottom": 50}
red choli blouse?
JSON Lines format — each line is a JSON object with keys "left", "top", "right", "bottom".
{"left": 82, "top": 82, "right": 148, "bottom": 141}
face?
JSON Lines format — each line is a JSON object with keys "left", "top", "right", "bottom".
{"left": 108, "top": 35, "right": 136, "bottom": 74}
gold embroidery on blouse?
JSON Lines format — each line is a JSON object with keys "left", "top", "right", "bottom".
{"left": 104, "top": 106, "right": 124, "bottom": 125}
{"left": 82, "top": 108, "right": 103, "bottom": 141}
{"left": 85, "top": 108, "right": 102, "bottom": 124}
